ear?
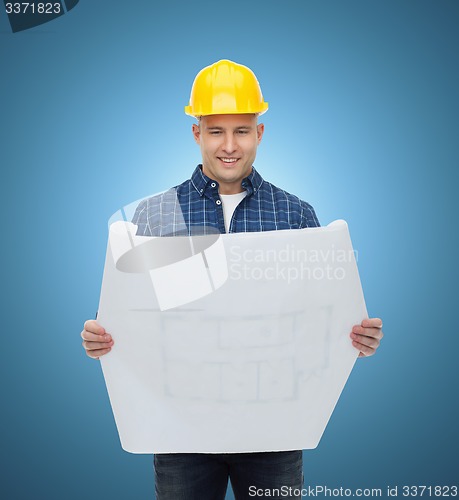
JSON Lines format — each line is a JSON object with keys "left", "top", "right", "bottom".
{"left": 192, "top": 123, "right": 201, "bottom": 145}
{"left": 257, "top": 123, "right": 265, "bottom": 144}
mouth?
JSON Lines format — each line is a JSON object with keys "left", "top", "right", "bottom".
{"left": 217, "top": 157, "right": 240, "bottom": 166}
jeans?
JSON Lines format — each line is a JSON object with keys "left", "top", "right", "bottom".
{"left": 154, "top": 450, "right": 303, "bottom": 499}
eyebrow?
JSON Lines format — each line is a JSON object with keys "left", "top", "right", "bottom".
{"left": 205, "top": 126, "right": 253, "bottom": 131}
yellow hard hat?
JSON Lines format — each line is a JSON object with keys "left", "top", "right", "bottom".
{"left": 184, "top": 59, "right": 269, "bottom": 117}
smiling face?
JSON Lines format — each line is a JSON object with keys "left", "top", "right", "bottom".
{"left": 192, "top": 114, "right": 264, "bottom": 194}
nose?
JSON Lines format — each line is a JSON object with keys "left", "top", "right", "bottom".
{"left": 222, "top": 133, "right": 236, "bottom": 154}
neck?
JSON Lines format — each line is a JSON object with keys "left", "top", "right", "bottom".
{"left": 219, "top": 185, "right": 245, "bottom": 195}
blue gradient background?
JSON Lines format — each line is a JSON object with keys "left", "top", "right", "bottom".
{"left": 1, "top": 1, "right": 458, "bottom": 498}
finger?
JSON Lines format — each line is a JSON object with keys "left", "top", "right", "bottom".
{"left": 81, "top": 330, "right": 112, "bottom": 343}
{"left": 85, "top": 347, "right": 112, "bottom": 360}
{"left": 350, "top": 331, "right": 380, "bottom": 350}
{"left": 83, "top": 319, "right": 106, "bottom": 336}
{"left": 361, "top": 317, "right": 383, "bottom": 329}
{"left": 82, "top": 339, "right": 114, "bottom": 351}
{"left": 351, "top": 339, "right": 376, "bottom": 357}
{"left": 352, "top": 325, "right": 384, "bottom": 340}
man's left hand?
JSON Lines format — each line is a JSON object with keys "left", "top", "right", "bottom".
{"left": 350, "top": 318, "right": 384, "bottom": 358}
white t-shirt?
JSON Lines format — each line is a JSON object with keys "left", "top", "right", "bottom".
{"left": 220, "top": 191, "right": 247, "bottom": 233}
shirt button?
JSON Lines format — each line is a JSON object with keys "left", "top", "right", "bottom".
{"left": 210, "top": 182, "right": 216, "bottom": 188}
{"left": 200, "top": 188, "right": 203, "bottom": 193}
{"left": 216, "top": 199, "right": 222, "bottom": 205}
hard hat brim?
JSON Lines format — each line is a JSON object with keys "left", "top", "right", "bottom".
{"left": 184, "top": 102, "right": 269, "bottom": 117}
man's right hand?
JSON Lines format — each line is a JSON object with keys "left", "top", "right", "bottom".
{"left": 81, "top": 320, "right": 114, "bottom": 359}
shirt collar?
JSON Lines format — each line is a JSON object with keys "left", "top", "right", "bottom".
{"left": 191, "top": 164, "right": 264, "bottom": 197}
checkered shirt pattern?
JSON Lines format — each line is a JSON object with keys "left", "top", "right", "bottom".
{"left": 131, "top": 165, "right": 320, "bottom": 235}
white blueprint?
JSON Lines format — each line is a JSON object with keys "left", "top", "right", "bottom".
{"left": 98, "top": 220, "right": 367, "bottom": 453}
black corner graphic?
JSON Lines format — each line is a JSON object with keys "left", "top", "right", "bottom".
{"left": 3, "top": 0, "right": 79, "bottom": 33}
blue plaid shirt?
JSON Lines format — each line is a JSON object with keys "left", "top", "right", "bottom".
{"left": 132, "top": 165, "right": 320, "bottom": 235}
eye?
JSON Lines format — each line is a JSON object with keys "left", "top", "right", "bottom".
{"left": 237, "top": 130, "right": 249, "bottom": 135}
{"left": 210, "top": 131, "right": 222, "bottom": 135}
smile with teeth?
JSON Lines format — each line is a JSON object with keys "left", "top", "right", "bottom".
{"left": 219, "top": 157, "right": 239, "bottom": 163}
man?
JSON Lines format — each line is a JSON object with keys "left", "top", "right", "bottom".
{"left": 81, "top": 59, "right": 383, "bottom": 499}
